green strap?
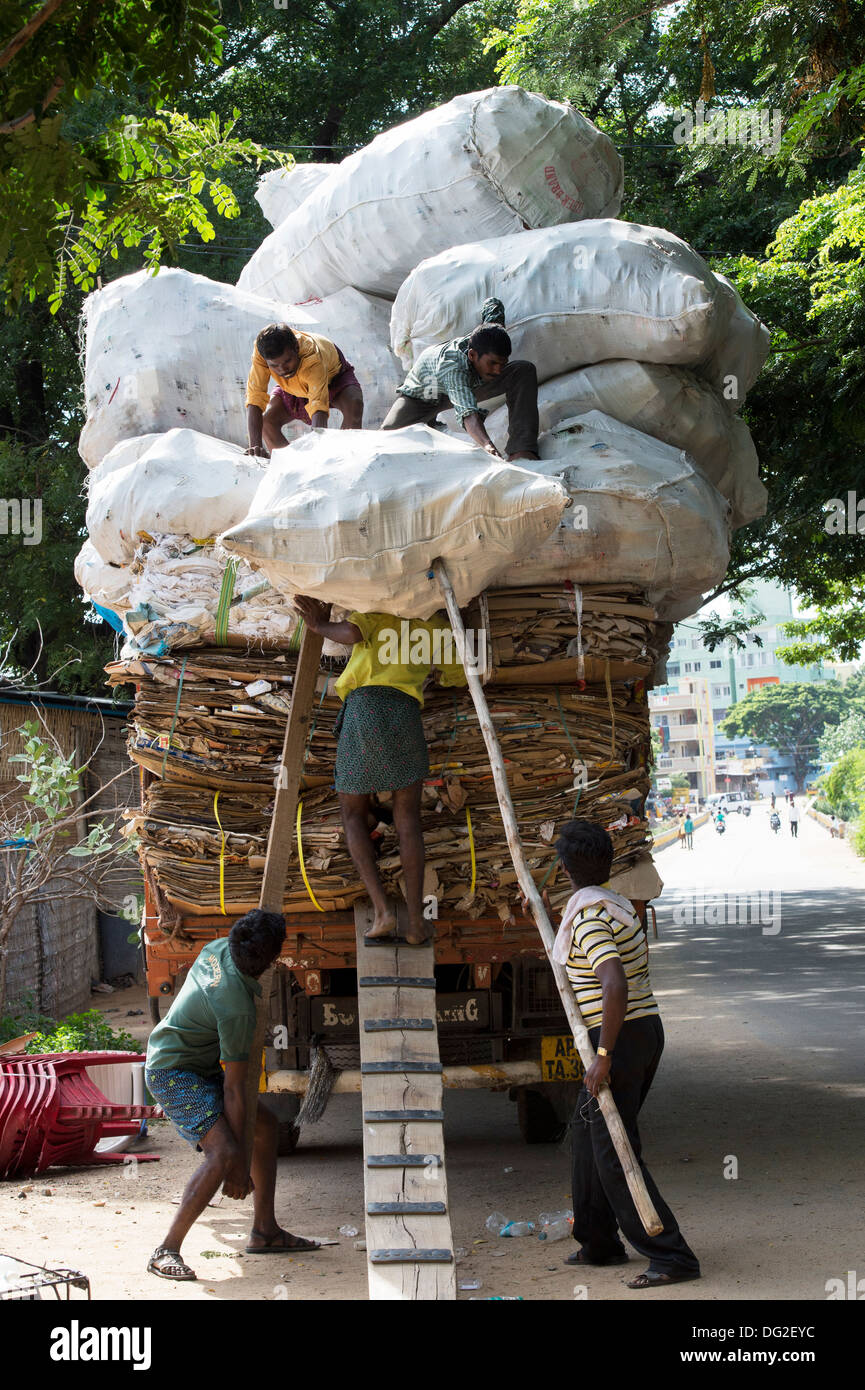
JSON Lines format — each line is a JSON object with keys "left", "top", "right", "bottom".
{"left": 214, "top": 558, "right": 239, "bottom": 645}
{"left": 160, "top": 656, "right": 188, "bottom": 777}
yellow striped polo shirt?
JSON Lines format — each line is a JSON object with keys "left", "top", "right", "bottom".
{"left": 565, "top": 905, "right": 659, "bottom": 1029}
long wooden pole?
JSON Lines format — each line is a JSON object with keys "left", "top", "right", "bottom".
{"left": 434, "top": 560, "right": 663, "bottom": 1237}
{"left": 242, "top": 625, "right": 325, "bottom": 1167}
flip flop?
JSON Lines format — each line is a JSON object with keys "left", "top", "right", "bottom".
{"left": 245, "top": 1228, "right": 321, "bottom": 1254}
{"left": 626, "top": 1267, "right": 701, "bottom": 1289}
{"left": 147, "top": 1246, "right": 197, "bottom": 1281}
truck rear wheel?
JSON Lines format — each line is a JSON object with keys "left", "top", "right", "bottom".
{"left": 261, "top": 1094, "right": 302, "bottom": 1156}
{"left": 515, "top": 1086, "right": 566, "bottom": 1143}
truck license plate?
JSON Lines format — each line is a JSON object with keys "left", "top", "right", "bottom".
{"left": 541, "top": 1034, "right": 584, "bottom": 1082}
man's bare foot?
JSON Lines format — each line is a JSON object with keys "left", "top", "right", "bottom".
{"left": 365, "top": 909, "right": 397, "bottom": 939}
{"left": 403, "top": 919, "right": 432, "bottom": 946}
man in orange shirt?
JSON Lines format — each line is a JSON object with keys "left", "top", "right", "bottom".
{"left": 245, "top": 323, "right": 364, "bottom": 456}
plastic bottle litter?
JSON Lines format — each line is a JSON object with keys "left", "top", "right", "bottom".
{"left": 338, "top": 1224, "right": 359, "bottom": 1238}
{"left": 454, "top": 1247, "right": 468, "bottom": 1263}
{"left": 500, "top": 1220, "right": 535, "bottom": 1238}
{"left": 459, "top": 1279, "right": 482, "bottom": 1291}
{"left": 485, "top": 1212, "right": 510, "bottom": 1236}
{"left": 537, "top": 1210, "right": 574, "bottom": 1242}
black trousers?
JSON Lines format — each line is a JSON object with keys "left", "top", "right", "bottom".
{"left": 571, "top": 1015, "right": 700, "bottom": 1275}
{"left": 381, "top": 360, "right": 539, "bottom": 457}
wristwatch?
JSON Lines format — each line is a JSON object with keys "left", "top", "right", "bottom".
{"left": 597, "top": 1046, "right": 612, "bottom": 1058}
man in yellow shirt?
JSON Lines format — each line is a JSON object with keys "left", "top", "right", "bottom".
{"left": 245, "top": 323, "right": 364, "bottom": 456}
{"left": 293, "top": 598, "right": 466, "bottom": 945}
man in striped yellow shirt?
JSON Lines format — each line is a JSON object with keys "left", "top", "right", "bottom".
{"left": 552, "top": 818, "right": 700, "bottom": 1289}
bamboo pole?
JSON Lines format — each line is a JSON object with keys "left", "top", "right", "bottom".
{"left": 434, "top": 559, "right": 663, "bottom": 1237}
{"left": 242, "top": 625, "right": 325, "bottom": 1167}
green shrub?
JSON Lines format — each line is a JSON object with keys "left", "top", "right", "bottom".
{"left": 0, "top": 1001, "right": 142, "bottom": 1054}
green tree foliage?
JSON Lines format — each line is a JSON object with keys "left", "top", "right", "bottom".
{"left": 720, "top": 680, "right": 847, "bottom": 789}
{"left": 821, "top": 746, "right": 865, "bottom": 820}
{"left": 819, "top": 707, "right": 865, "bottom": 763}
{"left": 185, "top": 0, "right": 516, "bottom": 156}
{"left": 0, "top": 0, "right": 289, "bottom": 307}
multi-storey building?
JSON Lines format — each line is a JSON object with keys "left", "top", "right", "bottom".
{"left": 649, "top": 581, "right": 830, "bottom": 798}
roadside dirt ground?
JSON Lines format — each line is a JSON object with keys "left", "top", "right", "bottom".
{"left": 2, "top": 811, "right": 864, "bottom": 1302}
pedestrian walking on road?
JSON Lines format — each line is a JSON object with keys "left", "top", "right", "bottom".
{"left": 683, "top": 813, "right": 694, "bottom": 849}
{"left": 677, "top": 816, "right": 686, "bottom": 849}
{"left": 552, "top": 819, "right": 700, "bottom": 1289}
{"left": 789, "top": 802, "right": 799, "bottom": 838}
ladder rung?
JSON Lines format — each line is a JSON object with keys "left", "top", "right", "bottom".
{"left": 358, "top": 976, "right": 436, "bottom": 988}
{"left": 364, "top": 1019, "right": 434, "bottom": 1032}
{"left": 361, "top": 1061, "right": 442, "bottom": 1074}
{"left": 367, "top": 1201, "right": 446, "bottom": 1215}
{"left": 366, "top": 1155, "right": 441, "bottom": 1168}
{"left": 369, "top": 1249, "right": 453, "bottom": 1264}
{"left": 364, "top": 1109, "right": 443, "bottom": 1123}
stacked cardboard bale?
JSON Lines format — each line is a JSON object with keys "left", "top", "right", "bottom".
{"left": 107, "top": 584, "right": 663, "bottom": 921}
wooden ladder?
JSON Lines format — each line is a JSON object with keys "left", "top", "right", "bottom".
{"left": 354, "top": 900, "right": 456, "bottom": 1301}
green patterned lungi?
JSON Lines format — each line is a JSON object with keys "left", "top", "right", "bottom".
{"left": 334, "top": 685, "right": 429, "bottom": 794}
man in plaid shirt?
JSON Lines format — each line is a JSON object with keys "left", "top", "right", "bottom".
{"left": 382, "top": 298, "right": 539, "bottom": 461}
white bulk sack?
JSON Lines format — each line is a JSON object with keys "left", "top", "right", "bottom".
{"left": 478, "top": 360, "right": 767, "bottom": 527}
{"left": 504, "top": 411, "right": 730, "bottom": 618}
{"left": 238, "top": 87, "right": 623, "bottom": 303}
{"left": 87, "top": 433, "right": 163, "bottom": 481}
{"left": 255, "top": 163, "right": 333, "bottom": 229}
{"left": 391, "top": 221, "right": 769, "bottom": 406}
{"left": 86, "top": 429, "right": 266, "bottom": 566}
{"left": 79, "top": 268, "right": 401, "bottom": 467}
{"left": 219, "top": 425, "right": 569, "bottom": 619}
{"left": 74, "top": 539, "right": 133, "bottom": 615}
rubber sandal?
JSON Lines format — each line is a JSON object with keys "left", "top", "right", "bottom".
{"left": 147, "top": 1246, "right": 197, "bottom": 1281}
{"left": 245, "top": 1228, "right": 321, "bottom": 1254}
{"left": 626, "top": 1267, "right": 701, "bottom": 1289}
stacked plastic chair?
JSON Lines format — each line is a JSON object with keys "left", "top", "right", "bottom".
{"left": 0, "top": 1053, "right": 159, "bottom": 1179}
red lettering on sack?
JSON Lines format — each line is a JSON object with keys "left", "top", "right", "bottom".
{"left": 544, "top": 164, "right": 584, "bottom": 216}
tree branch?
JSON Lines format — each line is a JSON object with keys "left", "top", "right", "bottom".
{"left": 0, "top": 74, "right": 64, "bottom": 132}
{"left": 410, "top": 0, "right": 473, "bottom": 41}
{"left": 605, "top": 0, "right": 681, "bottom": 38}
{"left": 0, "top": 0, "right": 69, "bottom": 69}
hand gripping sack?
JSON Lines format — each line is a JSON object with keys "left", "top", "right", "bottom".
{"left": 237, "top": 87, "right": 623, "bottom": 302}
{"left": 218, "top": 425, "right": 569, "bottom": 619}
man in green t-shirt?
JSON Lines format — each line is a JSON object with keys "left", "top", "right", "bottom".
{"left": 144, "top": 910, "right": 319, "bottom": 1280}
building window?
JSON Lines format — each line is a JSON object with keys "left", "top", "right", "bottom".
{"left": 684, "top": 662, "right": 692, "bottom": 673}
{"left": 666, "top": 663, "right": 680, "bottom": 676}
{"left": 693, "top": 661, "right": 701, "bottom": 671}
{"left": 691, "top": 638, "right": 700, "bottom": 649}
{"left": 710, "top": 659, "right": 722, "bottom": 669}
